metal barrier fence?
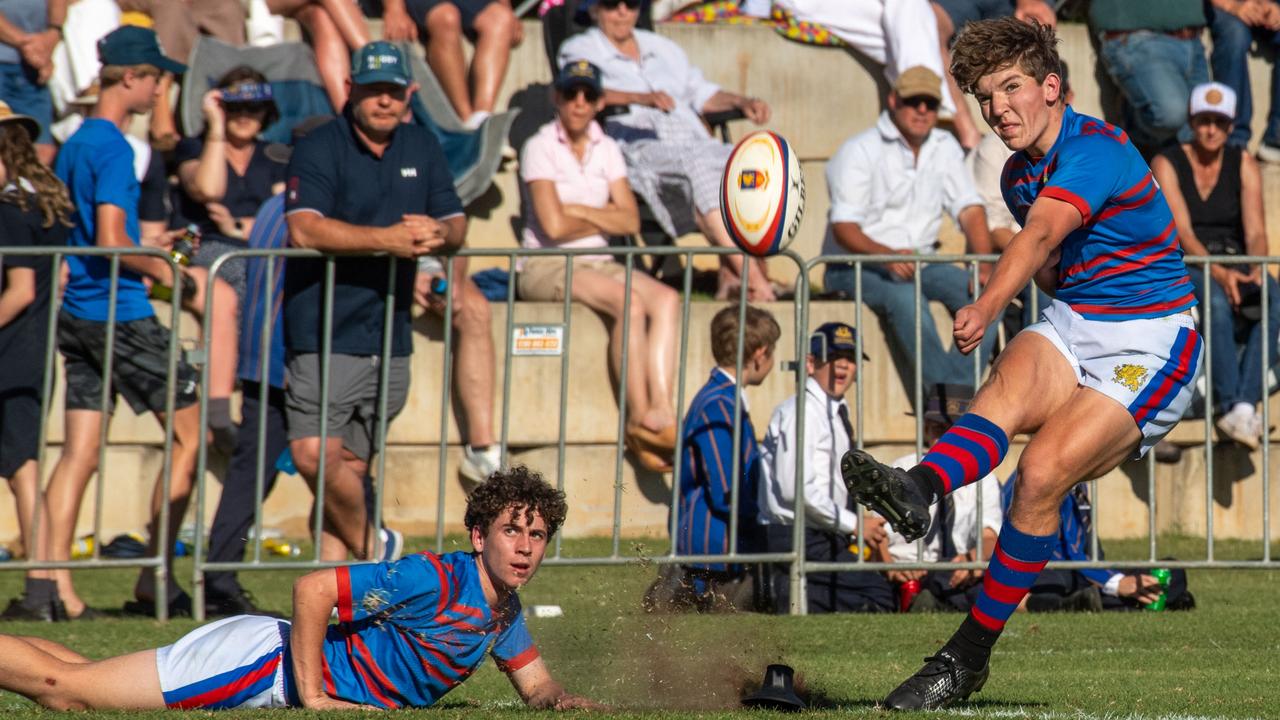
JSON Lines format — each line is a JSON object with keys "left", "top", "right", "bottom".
{"left": 2, "top": 245, "right": 1277, "bottom": 620}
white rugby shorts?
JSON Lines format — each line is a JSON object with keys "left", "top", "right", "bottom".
{"left": 155, "top": 615, "right": 292, "bottom": 710}
{"left": 1025, "top": 299, "right": 1204, "bottom": 457}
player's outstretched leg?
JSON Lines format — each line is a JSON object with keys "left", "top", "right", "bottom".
{"left": 883, "top": 521, "right": 1053, "bottom": 710}
{"left": 841, "top": 413, "right": 1008, "bottom": 541}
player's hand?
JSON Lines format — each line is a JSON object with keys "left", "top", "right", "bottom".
{"left": 553, "top": 694, "right": 608, "bottom": 711}
{"left": 1117, "top": 573, "right": 1163, "bottom": 605}
{"left": 382, "top": 3, "right": 419, "bottom": 42}
{"left": 646, "top": 91, "right": 677, "bottom": 112}
{"left": 301, "top": 693, "right": 372, "bottom": 711}
{"left": 1014, "top": 0, "right": 1057, "bottom": 27}
{"left": 953, "top": 303, "right": 989, "bottom": 355}
{"left": 738, "top": 96, "right": 771, "bottom": 124}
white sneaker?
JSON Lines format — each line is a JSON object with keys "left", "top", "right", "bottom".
{"left": 460, "top": 445, "right": 502, "bottom": 490}
{"left": 1216, "top": 408, "right": 1261, "bottom": 450}
{"left": 1257, "top": 142, "right": 1280, "bottom": 164}
{"left": 463, "top": 110, "right": 491, "bottom": 131}
{"left": 378, "top": 527, "right": 404, "bottom": 562}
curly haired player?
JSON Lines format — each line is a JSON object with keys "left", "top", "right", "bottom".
{"left": 840, "top": 17, "right": 1201, "bottom": 710}
{"left": 0, "top": 467, "right": 600, "bottom": 711}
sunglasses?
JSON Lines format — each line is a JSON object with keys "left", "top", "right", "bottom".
{"left": 224, "top": 101, "right": 271, "bottom": 115}
{"left": 1191, "top": 113, "right": 1232, "bottom": 129}
{"left": 559, "top": 86, "right": 602, "bottom": 103}
{"left": 901, "top": 95, "right": 940, "bottom": 112}
{"left": 599, "top": 0, "right": 642, "bottom": 9}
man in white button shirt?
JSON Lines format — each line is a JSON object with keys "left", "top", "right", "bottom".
{"left": 884, "top": 384, "right": 1002, "bottom": 613}
{"left": 758, "top": 322, "right": 893, "bottom": 614}
{"left": 822, "top": 66, "right": 997, "bottom": 390}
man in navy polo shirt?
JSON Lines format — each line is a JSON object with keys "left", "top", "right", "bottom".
{"left": 50, "top": 25, "right": 202, "bottom": 619}
{"left": 284, "top": 41, "right": 465, "bottom": 561}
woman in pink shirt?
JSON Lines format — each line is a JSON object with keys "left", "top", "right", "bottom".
{"left": 519, "top": 60, "right": 680, "bottom": 471}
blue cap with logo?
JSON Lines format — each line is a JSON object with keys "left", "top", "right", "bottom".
{"left": 351, "top": 41, "right": 411, "bottom": 87}
{"left": 809, "top": 322, "right": 869, "bottom": 363}
{"left": 97, "top": 25, "right": 186, "bottom": 75}
{"left": 556, "top": 60, "right": 602, "bottom": 93}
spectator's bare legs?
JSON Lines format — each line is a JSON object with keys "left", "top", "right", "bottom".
{"left": 696, "top": 209, "right": 776, "bottom": 302}
{"left": 45, "top": 410, "right": 104, "bottom": 617}
{"left": 449, "top": 278, "right": 497, "bottom": 448}
{"left": 931, "top": 3, "right": 982, "bottom": 150}
{"left": 291, "top": 437, "right": 378, "bottom": 559}
{"left": 629, "top": 272, "right": 679, "bottom": 432}
{"left": 467, "top": 1, "right": 520, "bottom": 117}
{"left": 0, "top": 638, "right": 162, "bottom": 710}
{"left": 568, "top": 268, "right": 671, "bottom": 433}
{"left": 132, "top": 404, "right": 201, "bottom": 603}
{"left": 5, "top": 460, "right": 54, "bottom": 583}
{"left": 423, "top": 2, "right": 473, "bottom": 121}
{"left": 270, "top": 0, "right": 371, "bottom": 111}
{"left": 181, "top": 268, "right": 239, "bottom": 411}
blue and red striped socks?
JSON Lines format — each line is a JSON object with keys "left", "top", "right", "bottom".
{"left": 944, "top": 521, "right": 1055, "bottom": 670}
{"left": 914, "top": 413, "right": 1009, "bottom": 502}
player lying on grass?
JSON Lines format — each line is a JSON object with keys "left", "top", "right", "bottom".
{"left": 0, "top": 467, "right": 601, "bottom": 711}
{"left": 840, "top": 17, "right": 1203, "bottom": 711}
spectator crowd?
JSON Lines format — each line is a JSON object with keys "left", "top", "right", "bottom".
{"left": 0, "top": 0, "right": 1263, "bottom": 620}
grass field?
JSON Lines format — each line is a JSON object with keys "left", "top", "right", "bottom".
{"left": 0, "top": 535, "right": 1275, "bottom": 719}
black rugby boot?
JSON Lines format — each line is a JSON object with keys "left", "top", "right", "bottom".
{"left": 883, "top": 649, "right": 989, "bottom": 711}
{"left": 840, "top": 449, "right": 932, "bottom": 542}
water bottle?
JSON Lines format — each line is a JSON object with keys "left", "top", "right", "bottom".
{"left": 1144, "top": 568, "right": 1172, "bottom": 611}
{"left": 263, "top": 538, "right": 302, "bottom": 557}
{"left": 149, "top": 224, "right": 199, "bottom": 302}
{"left": 70, "top": 536, "right": 95, "bottom": 559}
{"left": 275, "top": 447, "right": 298, "bottom": 475}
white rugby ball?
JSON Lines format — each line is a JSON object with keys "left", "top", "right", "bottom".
{"left": 719, "top": 130, "right": 805, "bottom": 257}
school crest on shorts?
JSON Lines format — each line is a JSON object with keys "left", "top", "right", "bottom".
{"left": 1112, "top": 363, "right": 1150, "bottom": 392}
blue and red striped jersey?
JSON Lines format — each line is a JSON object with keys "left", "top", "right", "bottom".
{"left": 1001, "top": 106, "right": 1196, "bottom": 321}
{"left": 310, "top": 550, "right": 538, "bottom": 708}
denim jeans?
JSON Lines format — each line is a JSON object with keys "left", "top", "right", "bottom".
{"left": 1188, "top": 268, "right": 1280, "bottom": 413}
{"left": 0, "top": 63, "right": 52, "bottom": 145}
{"left": 824, "top": 262, "right": 996, "bottom": 388}
{"left": 1097, "top": 31, "right": 1210, "bottom": 150}
{"left": 1208, "top": 5, "right": 1257, "bottom": 147}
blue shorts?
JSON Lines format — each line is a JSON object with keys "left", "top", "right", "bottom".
{"left": 0, "top": 63, "right": 52, "bottom": 145}
{"left": 935, "top": 0, "right": 1048, "bottom": 33}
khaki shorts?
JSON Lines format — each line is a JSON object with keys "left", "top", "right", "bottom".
{"left": 285, "top": 353, "right": 410, "bottom": 461}
{"left": 517, "top": 257, "right": 629, "bottom": 302}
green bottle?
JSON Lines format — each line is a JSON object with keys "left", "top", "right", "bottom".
{"left": 1144, "top": 568, "right": 1171, "bottom": 611}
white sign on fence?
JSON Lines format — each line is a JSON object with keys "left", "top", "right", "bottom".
{"left": 512, "top": 325, "right": 565, "bottom": 356}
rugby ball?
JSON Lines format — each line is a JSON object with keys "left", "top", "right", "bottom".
{"left": 720, "top": 130, "right": 805, "bottom": 257}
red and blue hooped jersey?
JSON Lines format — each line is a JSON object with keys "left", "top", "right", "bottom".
{"left": 310, "top": 550, "right": 539, "bottom": 709}
{"left": 1001, "top": 106, "right": 1196, "bottom": 321}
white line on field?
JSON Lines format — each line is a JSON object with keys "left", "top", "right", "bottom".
{"left": 942, "top": 707, "right": 1248, "bottom": 720}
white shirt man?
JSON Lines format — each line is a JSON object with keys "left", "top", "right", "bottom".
{"left": 757, "top": 322, "right": 894, "bottom": 614}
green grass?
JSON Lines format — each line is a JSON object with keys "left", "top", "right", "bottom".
{"left": 0, "top": 536, "right": 1276, "bottom": 718}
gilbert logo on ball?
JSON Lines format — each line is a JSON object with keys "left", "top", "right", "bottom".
{"left": 720, "top": 130, "right": 805, "bottom": 257}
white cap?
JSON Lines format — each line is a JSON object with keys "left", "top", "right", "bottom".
{"left": 1189, "top": 82, "right": 1237, "bottom": 120}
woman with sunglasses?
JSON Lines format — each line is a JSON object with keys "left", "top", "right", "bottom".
{"left": 558, "top": 0, "right": 777, "bottom": 302}
{"left": 171, "top": 66, "right": 287, "bottom": 453}
{"left": 519, "top": 60, "right": 681, "bottom": 471}
{"left": 1152, "top": 81, "right": 1280, "bottom": 450}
